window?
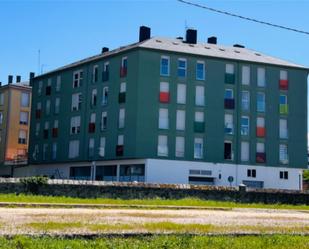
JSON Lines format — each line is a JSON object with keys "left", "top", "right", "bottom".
{"left": 43, "top": 121, "right": 49, "bottom": 139}
{"left": 21, "top": 92, "right": 30, "bottom": 107}
{"left": 224, "top": 141, "right": 232, "bottom": 160}
{"left": 89, "top": 113, "right": 96, "bottom": 133}
{"left": 18, "top": 130, "right": 27, "bottom": 144}
{"left": 256, "top": 142, "right": 266, "bottom": 163}
{"left": 121, "top": 57, "right": 127, "bottom": 71}
{"left": 56, "top": 76, "right": 61, "bottom": 92}
{"left": 257, "top": 142, "right": 265, "bottom": 153}
{"left": 194, "top": 138, "right": 203, "bottom": 159}
{"left": 225, "top": 89, "right": 233, "bottom": 99}
{"left": 157, "top": 135, "right": 168, "bottom": 156}
{"left": 178, "top": 58, "right": 187, "bottom": 77}
{"left": 159, "top": 82, "right": 169, "bottom": 103}
{"left": 247, "top": 169, "right": 256, "bottom": 178}
{"left": 241, "top": 141, "right": 249, "bottom": 162}
{"left": 159, "top": 108, "right": 169, "bottom": 129}
{"left": 43, "top": 144, "right": 48, "bottom": 160}
{"left": 91, "top": 89, "right": 97, "bottom": 107}
{"left": 52, "top": 143, "right": 57, "bottom": 160}
{"left": 224, "top": 114, "right": 233, "bottom": 135}
{"left": 196, "top": 61, "right": 205, "bottom": 80}
{"left": 45, "top": 99, "right": 51, "bottom": 116}
{"left": 118, "top": 135, "right": 124, "bottom": 146}
{"left": 69, "top": 140, "right": 79, "bottom": 158}
{"left": 73, "top": 70, "right": 83, "bottom": 88}
{"left": 256, "top": 117, "right": 265, "bottom": 137}
{"left": 93, "top": 65, "right": 98, "bottom": 83}
{"left": 101, "top": 112, "right": 107, "bottom": 131}
{"left": 54, "top": 98, "right": 60, "bottom": 114}
{"left": 279, "top": 119, "right": 288, "bottom": 139}
{"left": 36, "top": 102, "right": 42, "bottom": 119}
{"left": 225, "top": 64, "right": 235, "bottom": 84}
{"left": 35, "top": 123, "right": 40, "bottom": 137}
{"left": 117, "top": 135, "right": 124, "bottom": 156}
{"left": 257, "top": 92, "right": 265, "bottom": 112}
{"left": 195, "top": 112, "right": 204, "bottom": 123}
{"left": 280, "top": 171, "right": 288, "bottom": 180}
{"left": 71, "top": 93, "right": 82, "bottom": 111}
{"left": 99, "top": 137, "right": 105, "bottom": 157}
{"left": 88, "top": 138, "right": 95, "bottom": 157}
{"left": 241, "top": 91, "right": 250, "bottom": 111}
{"left": 279, "top": 70, "right": 288, "bottom": 90}
{"left": 102, "top": 87, "right": 108, "bottom": 106}
{"left": 195, "top": 86, "right": 205, "bottom": 106}
{"left": 241, "top": 66, "right": 250, "bottom": 85}
{"left": 241, "top": 116, "right": 249, "bottom": 136}
{"left": 177, "top": 84, "right": 186, "bottom": 104}
{"left": 103, "top": 62, "right": 109, "bottom": 81}
{"left": 38, "top": 81, "right": 42, "bottom": 95}
{"left": 119, "top": 82, "right": 126, "bottom": 103}
{"left": 70, "top": 116, "right": 81, "bottom": 134}
{"left": 119, "top": 108, "right": 125, "bottom": 129}
{"left": 52, "top": 120, "right": 59, "bottom": 138}
{"left": 0, "top": 112, "right": 3, "bottom": 124}
{"left": 176, "top": 110, "right": 185, "bottom": 131}
{"left": 175, "top": 136, "right": 185, "bottom": 157}
{"left": 19, "top": 112, "right": 28, "bottom": 125}
{"left": 257, "top": 68, "right": 266, "bottom": 87}
{"left": 46, "top": 79, "right": 52, "bottom": 96}
{"left": 160, "top": 56, "right": 170, "bottom": 76}
{"left": 0, "top": 93, "right": 4, "bottom": 105}
{"left": 279, "top": 144, "right": 288, "bottom": 164}
{"left": 279, "top": 94, "right": 288, "bottom": 114}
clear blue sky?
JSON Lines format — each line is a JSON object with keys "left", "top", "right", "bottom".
{"left": 1, "top": 0, "right": 309, "bottom": 134}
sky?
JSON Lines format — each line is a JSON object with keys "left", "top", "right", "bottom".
{"left": 0, "top": 0, "right": 309, "bottom": 134}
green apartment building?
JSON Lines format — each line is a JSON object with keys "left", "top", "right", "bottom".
{"left": 19, "top": 27, "right": 308, "bottom": 190}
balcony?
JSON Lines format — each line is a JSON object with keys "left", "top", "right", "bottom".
{"left": 52, "top": 128, "right": 58, "bottom": 138}
{"left": 279, "top": 80, "right": 288, "bottom": 90}
{"left": 88, "top": 123, "right": 96, "bottom": 133}
{"left": 224, "top": 98, "right": 235, "bottom": 109}
{"left": 256, "top": 127, "right": 265, "bottom": 137}
{"left": 256, "top": 153, "right": 266, "bottom": 163}
{"left": 194, "top": 122, "right": 205, "bottom": 133}
{"left": 35, "top": 110, "right": 41, "bottom": 119}
{"left": 102, "top": 71, "right": 109, "bottom": 82}
{"left": 280, "top": 104, "right": 288, "bottom": 115}
{"left": 225, "top": 73, "right": 235, "bottom": 84}
{"left": 159, "top": 92, "right": 170, "bottom": 103}
{"left": 116, "top": 145, "right": 124, "bottom": 156}
{"left": 120, "top": 67, "right": 127, "bottom": 78}
{"left": 118, "top": 92, "right": 126, "bottom": 103}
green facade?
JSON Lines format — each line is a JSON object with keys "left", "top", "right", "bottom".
{"left": 29, "top": 46, "right": 308, "bottom": 169}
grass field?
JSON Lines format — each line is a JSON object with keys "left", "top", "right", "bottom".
{"left": 0, "top": 193, "right": 308, "bottom": 210}
{"left": 0, "top": 235, "right": 309, "bottom": 249}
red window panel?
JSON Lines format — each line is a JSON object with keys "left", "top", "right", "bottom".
{"left": 159, "top": 92, "right": 170, "bottom": 103}
{"left": 35, "top": 110, "right": 41, "bottom": 119}
{"left": 116, "top": 145, "right": 124, "bottom": 156}
{"left": 256, "top": 153, "right": 266, "bottom": 163}
{"left": 88, "top": 123, "right": 96, "bottom": 133}
{"left": 256, "top": 127, "right": 266, "bottom": 137}
{"left": 120, "top": 67, "right": 127, "bottom": 78}
{"left": 52, "top": 128, "right": 58, "bottom": 138}
{"left": 279, "top": 80, "right": 288, "bottom": 90}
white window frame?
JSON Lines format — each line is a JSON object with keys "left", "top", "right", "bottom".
{"left": 195, "top": 85, "right": 205, "bottom": 106}
{"left": 175, "top": 136, "right": 185, "bottom": 157}
{"left": 176, "top": 110, "right": 186, "bottom": 131}
{"left": 177, "top": 84, "right": 186, "bottom": 104}
{"left": 241, "top": 65, "right": 250, "bottom": 85}
{"left": 160, "top": 56, "right": 170, "bottom": 76}
{"left": 159, "top": 108, "right": 169, "bottom": 129}
{"left": 157, "top": 135, "right": 168, "bottom": 157}
{"left": 194, "top": 137, "right": 203, "bottom": 159}
{"left": 196, "top": 61, "right": 205, "bottom": 80}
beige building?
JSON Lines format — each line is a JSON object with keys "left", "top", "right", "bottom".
{"left": 0, "top": 76, "right": 32, "bottom": 176}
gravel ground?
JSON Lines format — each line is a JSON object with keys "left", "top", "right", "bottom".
{"left": 0, "top": 207, "right": 309, "bottom": 235}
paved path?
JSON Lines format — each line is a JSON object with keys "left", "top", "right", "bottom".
{"left": 0, "top": 207, "right": 309, "bottom": 235}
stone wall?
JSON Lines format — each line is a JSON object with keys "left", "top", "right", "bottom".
{"left": 0, "top": 178, "right": 309, "bottom": 205}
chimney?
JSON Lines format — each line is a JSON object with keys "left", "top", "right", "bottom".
{"left": 101, "top": 47, "right": 109, "bottom": 54}
{"left": 16, "top": 75, "right": 21, "bottom": 83}
{"left": 185, "top": 29, "right": 197, "bottom": 44}
{"left": 208, "top": 36, "right": 217, "bottom": 44}
{"left": 233, "top": 44, "right": 245, "bottom": 48}
{"left": 8, "top": 75, "right": 13, "bottom": 84}
{"left": 176, "top": 36, "right": 183, "bottom": 40}
{"left": 29, "top": 72, "right": 35, "bottom": 86}
{"left": 139, "top": 26, "right": 151, "bottom": 42}
{"left": 0, "top": 82, "right": 2, "bottom": 87}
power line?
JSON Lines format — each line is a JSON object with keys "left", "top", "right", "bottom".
{"left": 177, "top": 0, "right": 309, "bottom": 35}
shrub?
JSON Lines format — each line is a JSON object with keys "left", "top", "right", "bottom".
{"left": 304, "top": 170, "right": 309, "bottom": 182}
{"left": 20, "top": 176, "right": 48, "bottom": 194}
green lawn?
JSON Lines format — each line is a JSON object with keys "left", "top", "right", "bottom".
{"left": 0, "top": 193, "right": 309, "bottom": 210}
{"left": 1, "top": 235, "right": 309, "bottom": 249}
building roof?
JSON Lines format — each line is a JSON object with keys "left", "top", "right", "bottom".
{"left": 0, "top": 82, "right": 31, "bottom": 91}
{"left": 37, "top": 36, "right": 308, "bottom": 78}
